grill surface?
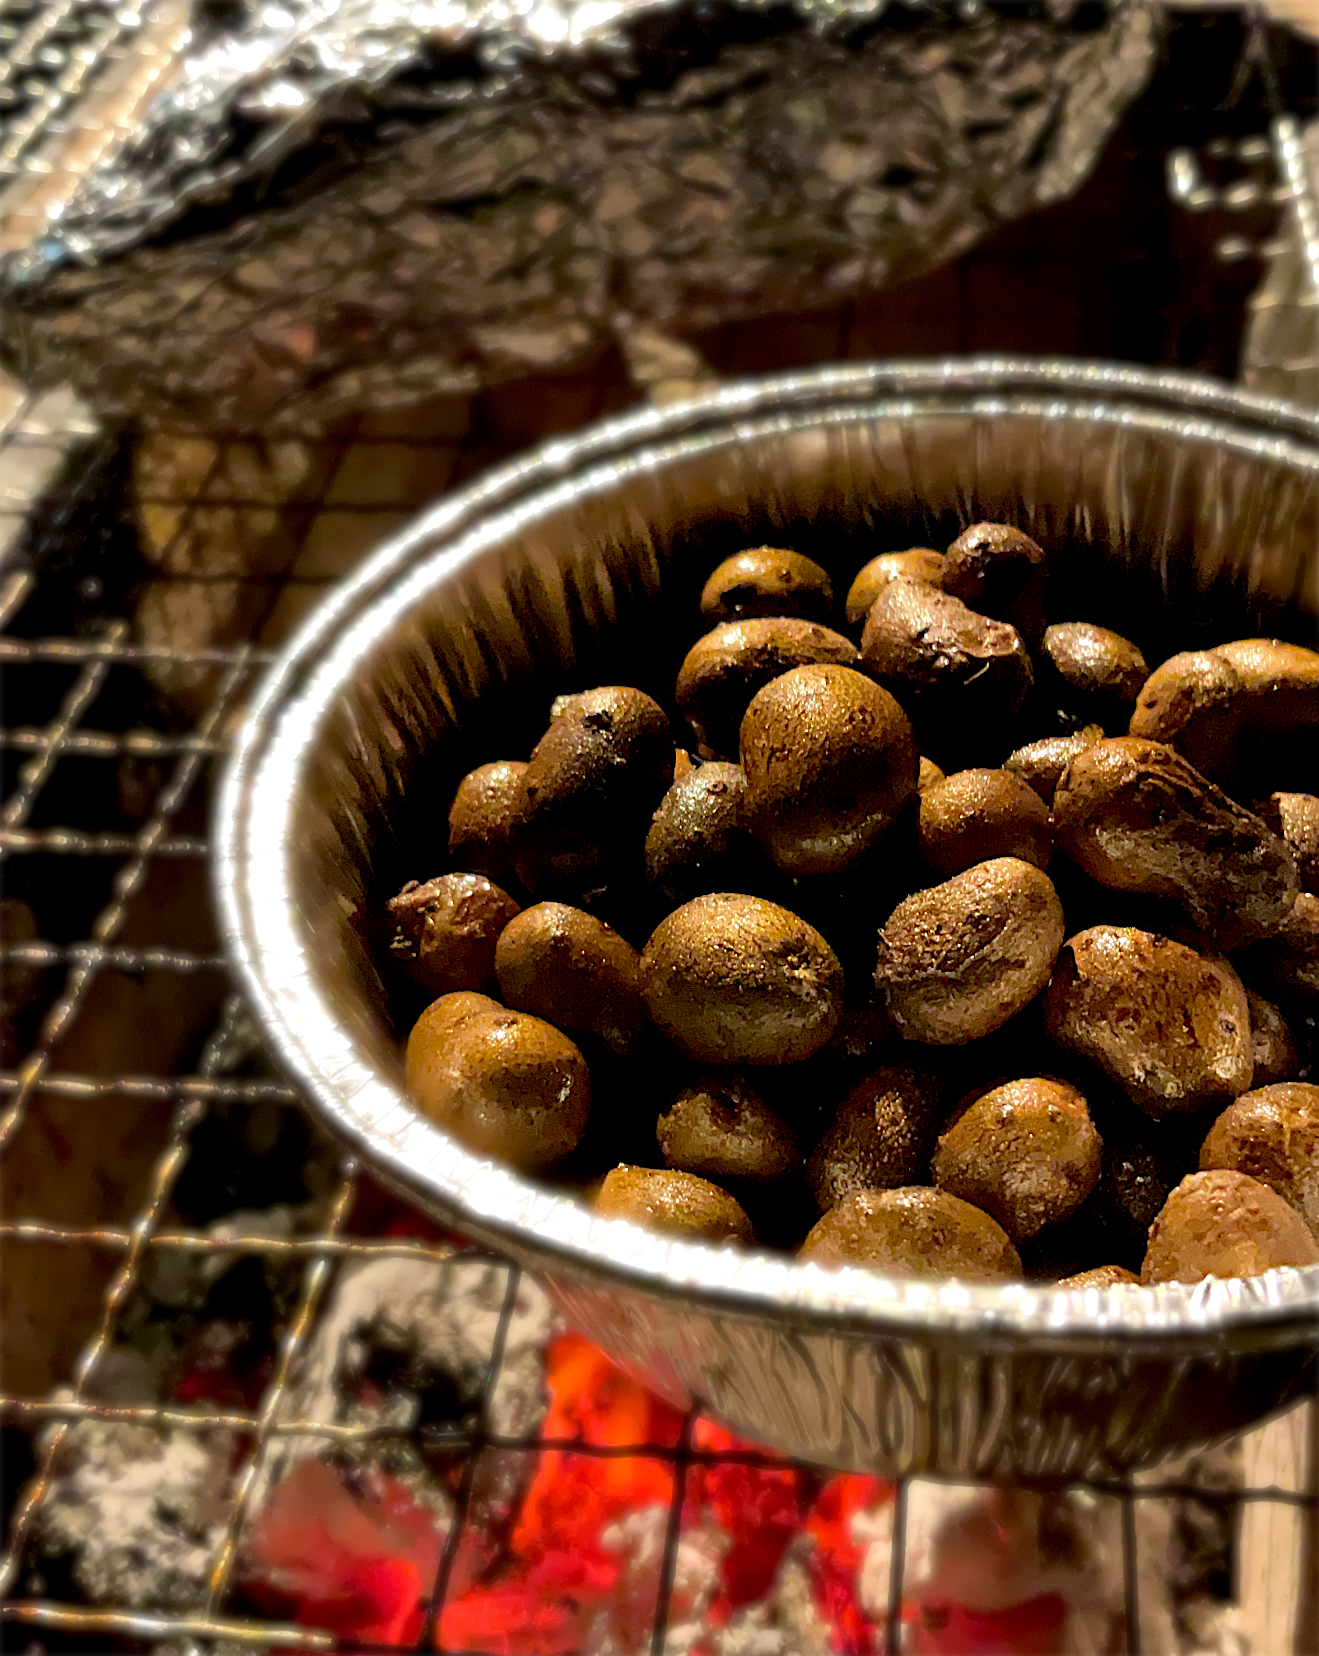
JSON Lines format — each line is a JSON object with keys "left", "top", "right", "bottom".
{"left": 2, "top": 8, "right": 1319, "bottom": 1653}
{"left": 3, "top": 353, "right": 1318, "bottom": 1656}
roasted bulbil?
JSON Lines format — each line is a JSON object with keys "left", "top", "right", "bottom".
{"left": 932, "top": 1078, "right": 1102, "bottom": 1242}
{"left": 941, "top": 522, "right": 1047, "bottom": 641}
{"left": 1199, "top": 1083, "right": 1319, "bottom": 1239}
{"left": 1038, "top": 623, "right": 1147, "bottom": 732}
{"left": 1002, "top": 726, "right": 1104, "bottom": 805}
{"left": 387, "top": 873, "right": 521, "bottom": 997}
{"left": 916, "top": 767, "right": 1052, "bottom": 877}
{"left": 740, "top": 664, "right": 918, "bottom": 878}
{"left": 800, "top": 1187, "right": 1022, "bottom": 1280}
{"left": 860, "top": 578, "right": 1034, "bottom": 752}
{"left": 676, "top": 618, "right": 858, "bottom": 758}
{"left": 447, "top": 760, "right": 530, "bottom": 886}
{"left": 1128, "top": 638, "right": 1319, "bottom": 791}
{"left": 875, "top": 858, "right": 1064, "bottom": 1044}
{"left": 1044, "top": 927, "right": 1253, "bottom": 1117}
{"left": 658, "top": 1073, "right": 801, "bottom": 1185}
{"left": 512, "top": 686, "right": 674, "bottom": 893}
{"left": 594, "top": 1165, "right": 753, "bottom": 1242}
{"left": 700, "top": 548, "right": 833, "bottom": 626}
{"left": 1141, "top": 1170, "right": 1319, "bottom": 1284}
{"left": 389, "top": 528, "right": 1319, "bottom": 1289}
{"left": 495, "top": 902, "right": 648, "bottom": 1060}
{"left": 1051, "top": 737, "right": 1299, "bottom": 947}
{"left": 806, "top": 1063, "right": 945, "bottom": 1211}
{"left": 405, "top": 994, "right": 591, "bottom": 1172}
{"left": 645, "top": 762, "right": 762, "bottom": 905}
{"left": 641, "top": 893, "right": 844, "bottom": 1065}
{"left": 844, "top": 548, "right": 945, "bottom": 629}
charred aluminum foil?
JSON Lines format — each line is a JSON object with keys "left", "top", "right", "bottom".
{"left": 0, "top": 0, "right": 1155, "bottom": 431}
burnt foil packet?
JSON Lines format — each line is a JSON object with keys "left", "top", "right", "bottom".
{"left": 0, "top": 0, "right": 1155, "bottom": 431}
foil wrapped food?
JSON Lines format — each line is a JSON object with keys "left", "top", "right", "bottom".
{"left": 0, "top": 0, "right": 1156, "bottom": 430}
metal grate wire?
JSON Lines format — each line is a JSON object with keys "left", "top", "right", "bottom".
{"left": 2, "top": 15, "right": 1319, "bottom": 1646}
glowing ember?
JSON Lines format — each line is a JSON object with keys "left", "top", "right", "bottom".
{"left": 245, "top": 1459, "right": 445, "bottom": 1645}
{"left": 241, "top": 1333, "right": 1100, "bottom": 1655}
{"left": 438, "top": 1334, "right": 894, "bottom": 1654}
{"left": 912, "top": 1593, "right": 1069, "bottom": 1656}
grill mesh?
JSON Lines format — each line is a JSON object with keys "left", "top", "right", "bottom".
{"left": 3, "top": 13, "right": 1319, "bottom": 1648}
{"left": 2, "top": 351, "right": 1317, "bottom": 1656}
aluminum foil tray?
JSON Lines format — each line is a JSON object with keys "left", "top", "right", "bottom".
{"left": 0, "top": 1, "right": 1155, "bottom": 430}
{"left": 217, "top": 358, "right": 1319, "bottom": 1480}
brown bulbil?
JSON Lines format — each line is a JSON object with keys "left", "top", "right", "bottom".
{"left": 740, "top": 665, "right": 918, "bottom": 878}
{"left": 942, "top": 522, "right": 1047, "bottom": 639}
{"left": 1258, "top": 793, "right": 1319, "bottom": 894}
{"left": 1059, "top": 1264, "right": 1140, "bottom": 1289}
{"left": 387, "top": 874, "right": 520, "bottom": 997}
{"left": 700, "top": 548, "right": 834, "bottom": 626}
{"left": 1064, "top": 1262, "right": 1143, "bottom": 1290}
{"left": 657, "top": 1074, "right": 800, "bottom": 1184}
{"left": 806, "top": 1064, "right": 945, "bottom": 1212}
{"left": 1141, "top": 1169, "right": 1319, "bottom": 1283}
{"left": 932, "top": 1078, "right": 1102, "bottom": 1242}
{"left": 799, "top": 1187, "right": 1022, "bottom": 1280}
{"left": 642, "top": 893, "right": 844, "bottom": 1066}
{"left": 875, "top": 858, "right": 1065, "bottom": 1045}
{"left": 405, "top": 996, "right": 590, "bottom": 1173}
{"left": 860, "top": 579, "right": 1034, "bottom": 748}
{"left": 512, "top": 686, "right": 674, "bottom": 893}
{"left": 407, "top": 990, "right": 502, "bottom": 1033}
{"left": 916, "top": 768, "right": 1052, "bottom": 878}
{"left": 845, "top": 549, "right": 945, "bottom": 628}
{"left": 1247, "top": 990, "right": 1301, "bottom": 1088}
{"left": 1039, "top": 624, "right": 1148, "bottom": 732}
{"left": 1128, "top": 639, "right": 1319, "bottom": 788}
{"left": 918, "top": 757, "right": 946, "bottom": 793}
{"left": 676, "top": 618, "right": 859, "bottom": 758}
{"left": 1051, "top": 737, "right": 1300, "bottom": 947}
{"left": 447, "top": 761, "right": 529, "bottom": 885}
{"left": 494, "top": 902, "right": 648, "bottom": 1060}
{"left": 1235, "top": 890, "right": 1319, "bottom": 1006}
{"left": 1091, "top": 1131, "right": 1186, "bottom": 1259}
{"left": 594, "top": 1164, "right": 753, "bottom": 1243}
{"left": 1003, "top": 727, "right": 1104, "bottom": 806}
{"left": 645, "top": 762, "right": 761, "bottom": 905}
{"left": 1200, "top": 1083, "right": 1319, "bottom": 1238}
{"left": 1044, "top": 927, "right": 1253, "bottom": 1117}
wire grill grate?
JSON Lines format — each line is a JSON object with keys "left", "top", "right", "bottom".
{"left": 2, "top": 371, "right": 1317, "bottom": 1656}
{"left": 2, "top": 15, "right": 1319, "bottom": 1645}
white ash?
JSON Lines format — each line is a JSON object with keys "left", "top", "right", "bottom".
{"left": 140, "top": 1206, "right": 311, "bottom": 1311}
{"left": 247, "top": 1253, "right": 554, "bottom": 1534}
{"left": 593, "top": 1507, "right": 731, "bottom": 1656}
{"left": 584, "top": 1503, "right": 676, "bottom": 1655}
{"left": 659, "top": 1523, "right": 728, "bottom": 1656}
{"left": 712, "top": 1541, "right": 840, "bottom": 1656}
{"left": 26, "top": 1419, "right": 235, "bottom": 1612}
{"left": 894, "top": 1482, "right": 1130, "bottom": 1655}
{"left": 273, "top": 1254, "right": 551, "bottom": 1439}
{"left": 1180, "top": 1600, "right": 1251, "bottom": 1656}
{"left": 1140, "top": 1441, "right": 1243, "bottom": 1645}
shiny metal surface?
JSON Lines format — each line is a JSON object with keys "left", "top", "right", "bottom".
{"left": 217, "top": 359, "right": 1319, "bottom": 1479}
{"left": 0, "top": 1, "right": 1154, "bottom": 429}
